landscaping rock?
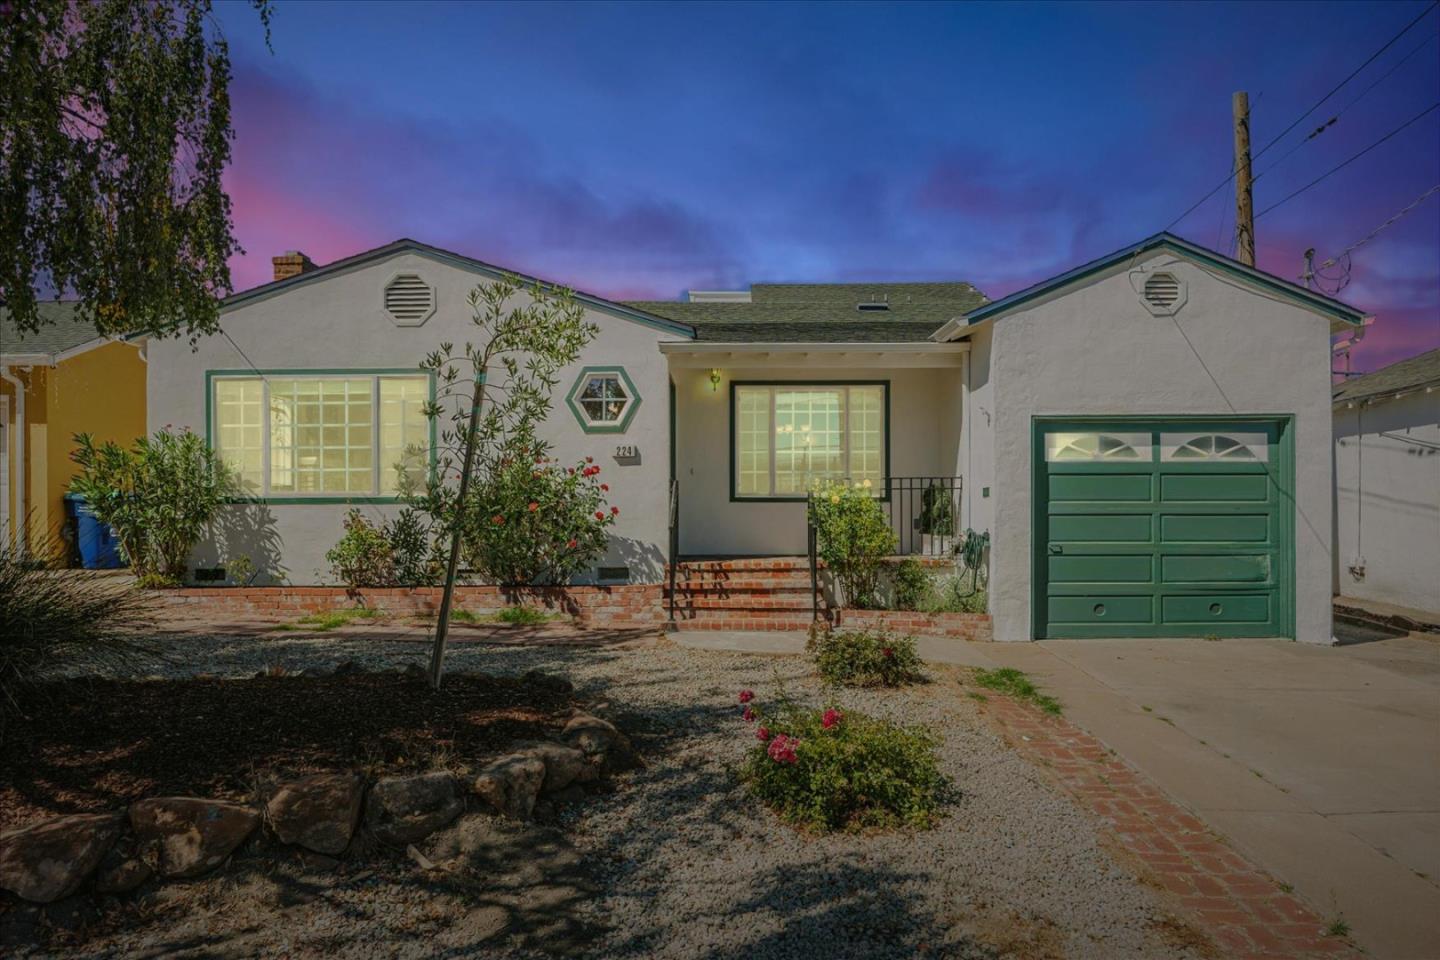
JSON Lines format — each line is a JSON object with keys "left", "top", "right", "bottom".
{"left": 266, "top": 773, "right": 365, "bottom": 855}
{"left": 365, "top": 772, "right": 463, "bottom": 844}
{"left": 514, "top": 740, "right": 597, "bottom": 793}
{"left": 129, "top": 798, "right": 261, "bottom": 879}
{"left": 473, "top": 754, "right": 547, "bottom": 819}
{"left": 93, "top": 857, "right": 152, "bottom": 895}
{"left": 0, "top": 813, "right": 124, "bottom": 903}
{"left": 561, "top": 713, "right": 639, "bottom": 773}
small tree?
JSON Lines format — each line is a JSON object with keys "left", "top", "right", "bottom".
{"left": 417, "top": 275, "right": 597, "bottom": 687}
{"left": 70, "top": 427, "right": 234, "bottom": 584}
{"left": 809, "top": 480, "right": 897, "bottom": 609}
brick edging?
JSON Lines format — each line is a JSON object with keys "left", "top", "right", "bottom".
{"left": 977, "top": 693, "right": 1358, "bottom": 959}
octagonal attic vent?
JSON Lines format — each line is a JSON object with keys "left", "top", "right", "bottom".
{"left": 384, "top": 274, "right": 436, "bottom": 326}
{"left": 1131, "top": 269, "right": 1187, "bottom": 316}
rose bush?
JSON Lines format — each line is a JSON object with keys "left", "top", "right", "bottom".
{"left": 806, "top": 624, "right": 925, "bottom": 687}
{"left": 459, "top": 453, "right": 616, "bottom": 585}
{"left": 808, "top": 479, "right": 896, "bottom": 608}
{"left": 738, "top": 689, "right": 945, "bottom": 831}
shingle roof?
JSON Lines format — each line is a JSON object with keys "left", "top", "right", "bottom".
{"left": 624, "top": 281, "right": 987, "bottom": 342}
{"left": 0, "top": 302, "right": 101, "bottom": 359}
{"left": 1332, "top": 348, "right": 1440, "bottom": 404}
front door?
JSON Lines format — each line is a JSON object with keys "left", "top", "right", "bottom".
{"left": 1034, "top": 417, "right": 1292, "bottom": 639}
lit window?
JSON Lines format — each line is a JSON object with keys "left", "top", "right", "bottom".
{"left": 211, "top": 373, "right": 430, "bottom": 498}
{"left": 734, "top": 384, "right": 886, "bottom": 498}
{"left": 1044, "top": 432, "right": 1152, "bottom": 462}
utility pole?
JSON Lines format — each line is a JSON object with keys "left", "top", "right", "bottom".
{"left": 1233, "top": 91, "right": 1255, "bottom": 266}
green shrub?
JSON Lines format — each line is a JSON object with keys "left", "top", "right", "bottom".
{"left": 809, "top": 480, "right": 897, "bottom": 608}
{"left": 891, "top": 558, "right": 930, "bottom": 611}
{"left": 326, "top": 510, "right": 396, "bottom": 588}
{"left": 69, "top": 428, "right": 234, "bottom": 583}
{"left": 385, "top": 507, "right": 443, "bottom": 586}
{"left": 739, "top": 691, "right": 946, "bottom": 831}
{"left": 806, "top": 625, "right": 924, "bottom": 687}
{"left": 918, "top": 482, "right": 955, "bottom": 537}
{"left": 458, "top": 452, "right": 616, "bottom": 586}
{"left": 0, "top": 536, "right": 151, "bottom": 714}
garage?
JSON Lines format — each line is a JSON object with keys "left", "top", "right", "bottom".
{"left": 1033, "top": 417, "right": 1294, "bottom": 639}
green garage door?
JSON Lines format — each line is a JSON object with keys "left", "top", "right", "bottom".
{"left": 1034, "top": 418, "right": 1293, "bottom": 639}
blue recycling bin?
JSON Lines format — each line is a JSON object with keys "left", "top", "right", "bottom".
{"left": 64, "top": 493, "right": 123, "bottom": 569}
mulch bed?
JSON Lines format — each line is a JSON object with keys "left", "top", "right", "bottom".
{"left": 0, "top": 672, "right": 578, "bottom": 829}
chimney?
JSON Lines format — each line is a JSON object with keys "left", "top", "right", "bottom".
{"left": 272, "top": 250, "right": 315, "bottom": 282}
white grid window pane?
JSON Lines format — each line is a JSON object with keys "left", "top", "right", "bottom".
{"left": 736, "top": 387, "right": 770, "bottom": 497}
{"left": 380, "top": 377, "right": 430, "bottom": 494}
{"left": 848, "top": 386, "right": 884, "bottom": 485}
{"left": 214, "top": 379, "right": 264, "bottom": 493}
{"left": 269, "top": 378, "right": 373, "bottom": 493}
{"left": 774, "top": 388, "right": 844, "bottom": 494}
{"left": 579, "top": 374, "right": 629, "bottom": 423}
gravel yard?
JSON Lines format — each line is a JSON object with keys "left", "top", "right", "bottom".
{"left": 12, "top": 633, "right": 1211, "bottom": 959}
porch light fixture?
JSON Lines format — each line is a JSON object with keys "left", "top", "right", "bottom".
{"left": 709, "top": 368, "right": 722, "bottom": 391}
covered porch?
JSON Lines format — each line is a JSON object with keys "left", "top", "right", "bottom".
{"left": 662, "top": 341, "right": 972, "bottom": 559}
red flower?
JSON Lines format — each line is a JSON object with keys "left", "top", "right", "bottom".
{"left": 767, "top": 734, "right": 798, "bottom": 764}
{"left": 585, "top": 456, "right": 594, "bottom": 463}
{"left": 491, "top": 514, "right": 504, "bottom": 525}
{"left": 566, "top": 538, "right": 578, "bottom": 549}
{"left": 595, "top": 511, "right": 605, "bottom": 520}
{"left": 742, "top": 705, "right": 755, "bottom": 722}
{"left": 822, "top": 708, "right": 843, "bottom": 729}
{"left": 756, "top": 726, "right": 771, "bottom": 742}
{"left": 881, "top": 647, "right": 894, "bottom": 659}
{"left": 738, "top": 689, "right": 754, "bottom": 703}
{"left": 600, "top": 483, "right": 609, "bottom": 491}
{"left": 527, "top": 501, "right": 539, "bottom": 512}
{"left": 611, "top": 506, "right": 620, "bottom": 516}
{"left": 568, "top": 467, "right": 575, "bottom": 475}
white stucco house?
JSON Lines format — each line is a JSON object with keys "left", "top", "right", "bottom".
{"left": 1332, "top": 348, "right": 1440, "bottom": 616}
{"left": 146, "top": 232, "right": 1370, "bottom": 642}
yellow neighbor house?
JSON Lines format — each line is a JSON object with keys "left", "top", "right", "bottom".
{"left": 0, "top": 302, "right": 148, "bottom": 557}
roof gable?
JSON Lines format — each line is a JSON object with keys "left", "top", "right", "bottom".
{"left": 959, "top": 232, "right": 1369, "bottom": 331}
{"left": 222, "top": 239, "right": 696, "bottom": 339}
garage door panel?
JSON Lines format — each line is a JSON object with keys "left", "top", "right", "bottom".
{"left": 1048, "top": 472, "right": 1151, "bottom": 502}
{"left": 1049, "top": 513, "right": 1152, "bottom": 542}
{"left": 1160, "top": 514, "right": 1270, "bottom": 543}
{"left": 1162, "top": 554, "right": 1272, "bottom": 583}
{"left": 1049, "top": 595, "right": 1153, "bottom": 625}
{"left": 1162, "top": 594, "right": 1271, "bottom": 624}
{"left": 1048, "top": 554, "right": 1153, "bottom": 584}
{"left": 1160, "top": 473, "right": 1269, "bottom": 502}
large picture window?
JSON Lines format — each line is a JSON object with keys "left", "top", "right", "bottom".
{"left": 732, "top": 383, "right": 887, "bottom": 498}
{"left": 211, "top": 371, "right": 431, "bottom": 498}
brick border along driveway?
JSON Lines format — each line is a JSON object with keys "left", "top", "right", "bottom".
{"left": 980, "top": 693, "right": 1356, "bottom": 960}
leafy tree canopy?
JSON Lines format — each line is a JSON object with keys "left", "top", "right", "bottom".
{"left": 0, "top": 0, "right": 270, "bottom": 342}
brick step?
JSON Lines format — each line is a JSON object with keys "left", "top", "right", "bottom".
{"left": 672, "top": 605, "right": 819, "bottom": 621}
{"left": 670, "top": 596, "right": 814, "bottom": 611}
{"left": 671, "top": 558, "right": 813, "bottom": 576}
{"left": 673, "top": 618, "right": 816, "bottom": 632}
{"left": 666, "top": 579, "right": 816, "bottom": 595}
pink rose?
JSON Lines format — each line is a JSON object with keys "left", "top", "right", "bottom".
{"left": 742, "top": 705, "right": 755, "bottom": 722}
{"left": 822, "top": 708, "right": 843, "bottom": 729}
{"left": 738, "top": 690, "right": 754, "bottom": 703}
{"left": 767, "top": 734, "right": 798, "bottom": 764}
{"left": 756, "top": 726, "right": 771, "bottom": 742}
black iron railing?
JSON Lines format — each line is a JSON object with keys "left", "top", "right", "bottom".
{"left": 667, "top": 478, "right": 679, "bottom": 630}
{"left": 806, "top": 475, "right": 963, "bottom": 620}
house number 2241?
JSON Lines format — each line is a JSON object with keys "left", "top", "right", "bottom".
{"left": 614, "top": 444, "right": 639, "bottom": 460}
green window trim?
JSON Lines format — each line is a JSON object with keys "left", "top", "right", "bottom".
{"left": 728, "top": 379, "right": 892, "bottom": 502}
{"left": 205, "top": 367, "right": 437, "bottom": 505}
{"left": 565, "top": 365, "right": 642, "bottom": 434}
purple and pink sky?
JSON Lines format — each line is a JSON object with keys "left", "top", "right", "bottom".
{"left": 216, "top": 0, "right": 1439, "bottom": 372}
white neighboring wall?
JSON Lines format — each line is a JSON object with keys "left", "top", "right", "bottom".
{"left": 1333, "top": 391, "right": 1440, "bottom": 614}
{"left": 147, "top": 249, "right": 688, "bottom": 585}
{"left": 965, "top": 250, "right": 1340, "bottom": 643}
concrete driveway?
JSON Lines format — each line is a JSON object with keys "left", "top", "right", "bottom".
{"left": 981, "top": 629, "right": 1440, "bottom": 960}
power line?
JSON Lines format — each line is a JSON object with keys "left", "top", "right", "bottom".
{"left": 1256, "top": 102, "right": 1439, "bottom": 219}
{"left": 1165, "top": 1, "right": 1439, "bottom": 231}
{"left": 1320, "top": 183, "right": 1440, "bottom": 268}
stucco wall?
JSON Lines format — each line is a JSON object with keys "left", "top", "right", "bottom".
{"left": 1333, "top": 392, "right": 1440, "bottom": 613}
{"left": 672, "top": 365, "right": 962, "bottom": 556}
{"left": 979, "top": 251, "right": 1340, "bottom": 643}
{"left": 147, "top": 250, "right": 687, "bottom": 584}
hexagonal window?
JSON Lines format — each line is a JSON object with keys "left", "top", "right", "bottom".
{"left": 566, "top": 367, "right": 640, "bottom": 433}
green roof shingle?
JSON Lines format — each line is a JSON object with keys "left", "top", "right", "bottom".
{"left": 1333, "top": 348, "right": 1440, "bottom": 404}
{"left": 0, "top": 302, "right": 99, "bottom": 359}
{"left": 625, "top": 281, "right": 987, "bottom": 343}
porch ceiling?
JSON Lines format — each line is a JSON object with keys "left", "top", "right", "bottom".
{"left": 659, "top": 341, "right": 969, "bottom": 368}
